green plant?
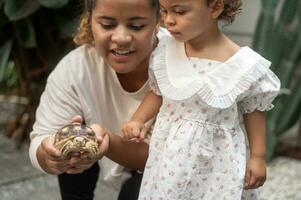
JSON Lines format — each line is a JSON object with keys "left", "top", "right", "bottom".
{"left": 253, "top": 0, "right": 301, "bottom": 160}
{"left": 0, "top": 0, "right": 82, "bottom": 146}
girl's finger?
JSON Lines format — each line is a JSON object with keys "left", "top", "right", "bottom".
{"left": 248, "top": 174, "right": 257, "bottom": 189}
{"left": 253, "top": 180, "right": 262, "bottom": 189}
{"left": 140, "top": 127, "right": 148, "bottom": 140}
{"left": 244, "top": 169, "right": 251, "bottom": 188}
{"left": 131, "top": 126, "right": 139, "bottom": 137}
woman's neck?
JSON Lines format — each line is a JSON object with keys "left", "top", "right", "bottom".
{"left": 116, "top": 64, "right": 149, "bottom": 93}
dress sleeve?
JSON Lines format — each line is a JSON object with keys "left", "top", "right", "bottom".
{"left": 148, "top": 55, "right": 162, "bottom": 96}
{"left": 238, "top": 69, "right": 280, "bottom": 114}
{"left": 29, "top": 54, "right": 83, "bottom": 173}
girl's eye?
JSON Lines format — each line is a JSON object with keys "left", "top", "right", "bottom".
{"left": 100, "top": 23, "right": 115, "bottom": 29}
{"left": 175, "top": 10, "right": 186, "bottom": 15}
{"left": 129, "top": 25, "right": 145, "bottom": 31}
{"left": 160, "top": 9, "right": 167, "bottom": 15}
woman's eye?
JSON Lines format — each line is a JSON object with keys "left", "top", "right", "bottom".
{"left": 129, "top": 25, "right": 145, "bottom": 31}
{"left": 100, "top": 23, "right": 115, "bottom": 29}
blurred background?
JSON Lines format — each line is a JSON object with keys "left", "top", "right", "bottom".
{"left": 0, "top": 0, "right": 301, "bottom": 199}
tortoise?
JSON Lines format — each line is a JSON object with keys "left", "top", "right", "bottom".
{"left": 54, "top": 122, "right": 99, "bottom": 159}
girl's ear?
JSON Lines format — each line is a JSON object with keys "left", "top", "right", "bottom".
{"left": 210, "top": 0, "right": 224, "bottom": 19}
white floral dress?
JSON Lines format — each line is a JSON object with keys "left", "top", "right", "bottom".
{"left": 138, "top": 36, "right": 281, "bottom": 200}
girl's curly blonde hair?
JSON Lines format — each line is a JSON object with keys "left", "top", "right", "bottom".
{"left": 208, "top": 0, "right": 242, "bottom": 23}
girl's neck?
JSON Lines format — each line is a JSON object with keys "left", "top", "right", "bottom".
{"left": 185, "top": 25, "right": 223, "bottom": 56}
{"left": 184, "top": 29, "right": 239, "bottom": 62}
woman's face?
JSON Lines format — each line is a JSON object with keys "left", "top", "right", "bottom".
{"left": 91, "top": 0, "right": 159, "bottom": 74}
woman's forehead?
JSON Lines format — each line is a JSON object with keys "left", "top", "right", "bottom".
{"left": 94, "top": 0, "right": 155, "bottom": 19}
{"left": 160, "top": 0, "right": 198, "bottom": 7}
{"left": 95, "top": 0, "right": 152, "bottom": 10}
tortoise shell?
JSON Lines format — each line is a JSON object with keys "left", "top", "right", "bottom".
{"left": 54, "top": 122, "right": 96, "bottom": 144}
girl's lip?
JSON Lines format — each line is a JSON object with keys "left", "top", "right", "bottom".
{"left": 168, "top": 30, "right": 180, "bottom": 36}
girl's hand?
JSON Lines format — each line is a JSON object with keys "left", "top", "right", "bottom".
{"left": 121, "top": 121, "right": 147, "bottom": 141}
{"left": 244, "top": 157, "right": 267, "bottom": 189}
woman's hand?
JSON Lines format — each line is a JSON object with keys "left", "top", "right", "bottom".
{"left": 65, "top": 121, "right": 110, "bottom": 174}
{"left": 37, "top": 135, "right": 70, "bottom": 174}
{"left": 244, "top": 156, "right": 267, "bottom": 189}
{"left": 36, "top": 116, "right": 109, "bottom": 175}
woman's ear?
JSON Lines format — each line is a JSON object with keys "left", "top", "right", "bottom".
{"left": 155, "top": 23, "right": 160, "bottom": 35}
{"left": 210, "top": 0, "right": 224, "bottom": 19}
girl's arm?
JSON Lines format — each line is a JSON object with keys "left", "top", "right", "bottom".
{"left": 131, "top": 91, "right": 162, "bottom": 123}
{"left": 243, "top": 110, "right": 266, "bottom": 158}
{"left": 243, "top": 110, "right": 267, "bottom": 189}
{"left": 122, "top": 91, "right": 162, "bottom": 139}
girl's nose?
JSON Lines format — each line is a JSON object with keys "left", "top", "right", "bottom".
{"left": 165, "top": 14, "right": 176, "bottom": 26}
{"left": 111, "top": 26, "right": 132, "bottom": 46}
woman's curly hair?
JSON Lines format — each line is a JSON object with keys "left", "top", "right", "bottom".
{"left": 208, "top": 0, "right": 242, "bottom": 23}
{"left": 73, "top": 0, "right": 160, "bottom": 47}
{"left": 73, "top": 0, "right": 94, "bottom": 46}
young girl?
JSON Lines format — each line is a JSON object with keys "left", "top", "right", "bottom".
{"left": 122, "top": 0, "right": 280, "bottom": 199}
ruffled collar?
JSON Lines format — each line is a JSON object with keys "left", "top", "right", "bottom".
{"left": 151, "top": 36, "right": 271, "bottom": 108}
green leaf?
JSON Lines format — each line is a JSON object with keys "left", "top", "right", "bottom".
{"left": 55, "top": 13, "right": 78, "bottom": 36}
{"left": 261, "top": 0, "right": 279, "bottom": 9}
{"left": 38, "top": 0, "right": 69, "bottom": 9}
{"left": 275, "top": 78, "right": 301, "bottom": 134}
{"left": 265, "top": 130, "right": 278, "bottom": 161}
{"left": 5, "top": 61, "right": 18, "bottom": 88}
{"left": 0, "top": 39, "right": 13, "bottom": 82}
{"left": 4, "top": 0, "right": 40, "bottom": 21}
{"left": 0, "top": 11, "right": 9, "bottom": 29}
{"left": 16, "top": 19, "right": 36, "bottom": 48}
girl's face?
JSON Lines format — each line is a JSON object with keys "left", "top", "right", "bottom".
{"left": 91, "top": 0, "right": 159, "bottom": 74}
{"left": 160, "top": 0, "right": 218, "bottom": 43}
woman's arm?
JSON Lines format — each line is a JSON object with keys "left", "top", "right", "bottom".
{"left": 106, "top": 132, "right": 149, "bottom": 171}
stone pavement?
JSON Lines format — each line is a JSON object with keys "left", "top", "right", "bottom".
{"left": 1, "top": 131, "right": 301, "bottom": 200}
{"left": 0, "top": 133, "right": 118, "bottom": 200}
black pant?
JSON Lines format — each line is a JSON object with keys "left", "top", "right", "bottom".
{"left": 58, "top": 162, "right": 142, "bottom": 200}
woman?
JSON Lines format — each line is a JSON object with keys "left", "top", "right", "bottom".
{"left": 29, "top": 0, "right": 164, "bottom": 199}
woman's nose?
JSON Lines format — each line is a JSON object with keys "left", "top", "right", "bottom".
{"left": 111, "top": 26, "right": 132, "bottom": 46}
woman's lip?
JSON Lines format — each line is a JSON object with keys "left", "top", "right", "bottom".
{"left": 110, "top": 51, "right": 133, "bottom": 63}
